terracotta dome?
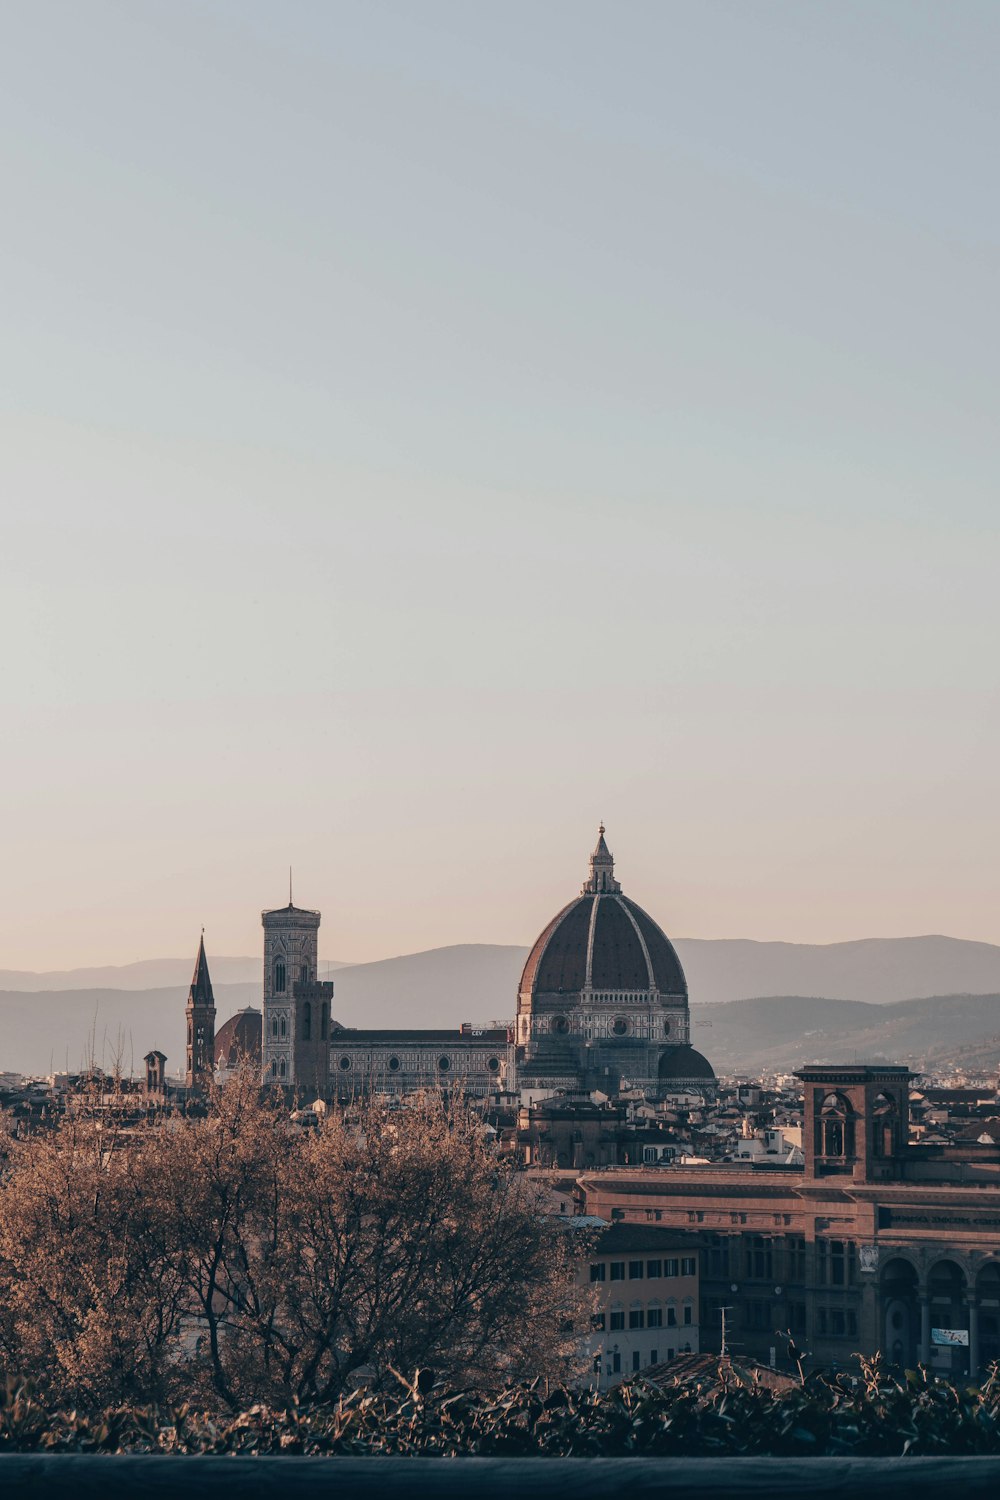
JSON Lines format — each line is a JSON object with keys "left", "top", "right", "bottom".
{"left": 215, "top": 1008, "right": 262, "bottom": 1070}
{"left": 519, "top": 827, "right": 687, "bottom": 1001}
{"left": 516, "top": 829, "right": 712, "bottom": 1099}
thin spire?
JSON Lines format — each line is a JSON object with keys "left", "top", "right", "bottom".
{"left": 289, "top": 866, "right": 293, "bottom": 908}
{"left": 188, "top": 931, "right": 215, "bottom": 1007}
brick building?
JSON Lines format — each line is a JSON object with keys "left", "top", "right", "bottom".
{"left": 575, "top": 1065, "right": 1000, "bottom": 1378}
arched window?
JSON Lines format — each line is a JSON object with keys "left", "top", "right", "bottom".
{"left": 270, "top": 1059, "right": 277, "bottom": 1077}
{"left": 275, "top": 958, "right": 286, "bottom": 994}
{"left": 280, "top": 1017, "right": 287, "bottom": 1038}
{"left": 817, "top": 1092, "right": 855, "bottom": 1159}
{"left": 279, "top": 1058, "right": 286, "bottom": 1078}
{"left": 300, "top": 963, "right": 309, "bottom": 984}
{"left": 303, "top": 1002, "right": 312, "bottom": 1041}
{"left": 872, "top": 1092, "right": 898, "bottom": 1157}
{"left": 271, "top": 1018, "right": 278, "bottom": 1038}
{"left": 321, "top": 1003, "right": 328, "bottom": 1040}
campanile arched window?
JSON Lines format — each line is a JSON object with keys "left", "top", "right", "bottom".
{"left": 817, "top": 1092, "right": 855, "bottom": 1160}
{"left": 275, "top": 958, "right": 286, "bottom": 994}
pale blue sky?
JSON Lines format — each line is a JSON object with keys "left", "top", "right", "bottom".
{"left": 1, "top": 1, "right": 998, "bottom": 966}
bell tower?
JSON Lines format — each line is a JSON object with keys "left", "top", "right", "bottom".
{"left": 262, "top": 895, "right": 333, "bottom": 1095}
{"left": 797, "top": 1064, "right": 911, "bottom": 1182}
{"left": 185, "top": 934, "right": 216, "bottom": 1090}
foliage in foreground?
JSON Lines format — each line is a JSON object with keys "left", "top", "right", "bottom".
{"left": 0, "top": 1070, "right": 586, "bottom": 1408}
{"left": 2, "top": 1362, "right": 1000, "bottom": 1457}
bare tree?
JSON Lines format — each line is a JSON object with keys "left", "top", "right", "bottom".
{"left": 0, "top": 1069, "right": 590, "bottom": 1409}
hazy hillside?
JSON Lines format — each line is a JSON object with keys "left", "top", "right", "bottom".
{"left": 0, "top": 957, "right": 349, "bottom": 992}
{"left": 7, "top": 932, "right": 1000, "bottom": 1004}
{"left": 0, "top": 983, "right": 261, "bottom": 1079}
{"left": 678, "top": 935, "right": 1000, "bottom": 1006}
{"left": 5, "top": 936, "right": 1000, "bottom": 1078}
{"left": 691, "top": 992, "right": 1000, "bottom": 1074}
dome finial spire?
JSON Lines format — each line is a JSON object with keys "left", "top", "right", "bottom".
{"left": 583, "top": 823, "right": 620, "bottom": 895}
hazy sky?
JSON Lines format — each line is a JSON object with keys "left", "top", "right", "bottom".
{"left": 2, "top": 1, "right": 999, "bottom": 969}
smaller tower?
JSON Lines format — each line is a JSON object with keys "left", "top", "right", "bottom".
{"left": 185, "top": 934, "right": 217, "bottom": 1090}
{"left": 144, "top": 1049, "right": 167, "bottom": 1096}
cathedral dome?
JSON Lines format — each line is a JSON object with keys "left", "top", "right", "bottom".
{"left": 518, "top": 827, "right": 687, "bottom": 1001}
{"left": 215, "top": 1007, "right": 262, "bottom": 1071}
{"left": 657, "top": 1044, "right": 715, "bottom": 1082}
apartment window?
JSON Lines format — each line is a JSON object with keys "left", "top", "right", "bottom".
{"left": 647, "top": 1259, "right": 662, "bottom": 1278}
{"left": 650, "top": 1349, "right": 658, "bottom": 1365}
{"left": 629, "top": 1260, "right": 644, "bottom": 1280}
{"left": 745, "top": 1236, "right": 773, "bottom": 1280}
{"left": 611, "top": 1351, "right": 621, "bottom": 1373}
{"left": 788, "top": 1301, "right": 806, "bottom": 1333}
{"left": 820, "top": 1307, "right": 857, "bottom": 1338}
{"left": 666, "top": 1306, "right": 677, "bottom": 1327}
{"left": 654, "top": 1210, "right": 663, "bottom": 1221}
{"left": 629, "top": 1308, "right": 644, "bottom": 1330}
{"left": 647, "top": 1306, "right": 663, "bottom": 1328}
{"left": 591, "top": 1313, "right": 605, "bottom": 1331}
{"left": 610, "top": 1261, "right": 625, "bottom": 1281}
{"left": 706, "top": 1235, "right": 728, "bottom": 1278}
{"left": 786, "top": 1235, "right": 806, "bottom": 1284}
{"left": 748, "top": 1300, "right": 771, "bottom": 1330}
{"left": 632, "top": 1351, "right": 641, "bottom": 1372}
{"left": 590, "top": 1263, "right": 606, "bottom": 1283}
{"left": 681, "top": 1257, "right": 696, "bottom": 1276}
{"left": 611, "top": 1208, "right": 625, "bottom": 1221}
{"left": 609, "top": 1307, "right": 625, "bottom": 1330}
{"left": 683, "top": 1304, "right": 693, "bottom": 1326}
{"left": 664, "top": 1259, "right": 679, "bottom": 1278}
{"left": 817, "top": 1239, "right": 856, "bottom": 1287}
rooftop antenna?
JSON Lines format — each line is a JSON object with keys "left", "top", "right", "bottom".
{"left": 720, "top": 1305, "right": 734, "bottom": 1358}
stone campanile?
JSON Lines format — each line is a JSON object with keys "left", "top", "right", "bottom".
{"left": 261, "top": 897, "right": 333, "bottom": 1095}
{"left": 185, "top": 934, "right": 216, "bottom": 1089}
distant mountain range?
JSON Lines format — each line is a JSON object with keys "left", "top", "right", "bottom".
{"left": 3, "top": 936, "right": 1000, "bottom": 1078}
{"left": 689, "top": 992, "right": 1000, "bottom": 1075}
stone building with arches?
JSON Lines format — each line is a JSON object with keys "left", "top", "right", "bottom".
{"left": 259, "top": 828, "right": 713, "bottom": 1106}
{"left": 574, "top": 1063, "right": 1000, "bottom": 1379}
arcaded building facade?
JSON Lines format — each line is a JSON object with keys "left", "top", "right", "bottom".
{"left": 575, "top": 1065, "right": 1000, "bottom": 1379}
